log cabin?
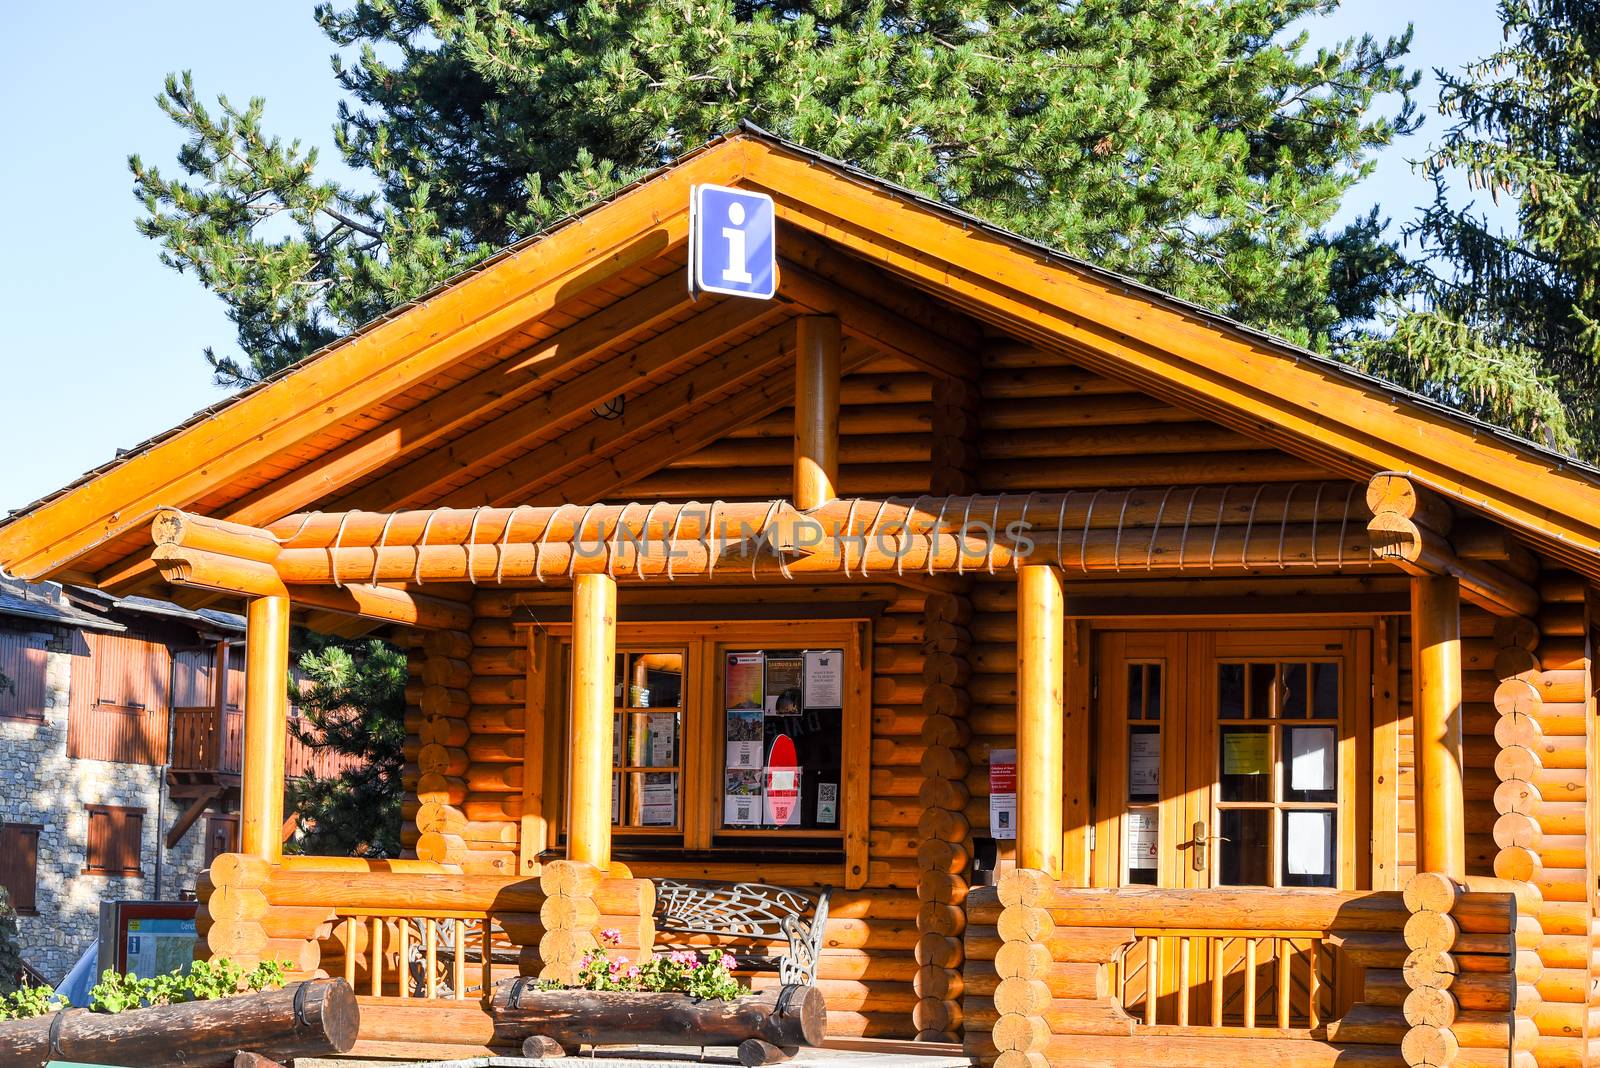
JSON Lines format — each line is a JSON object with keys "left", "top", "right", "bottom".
{"left": 0, "top": 125, "right": 1596, "bottom": 1067}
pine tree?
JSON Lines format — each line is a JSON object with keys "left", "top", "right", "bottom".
{"left": 284, "top": 635, "right": 407, "bottom": 857}
{"left": 1356, "top": 1, "right": 1600, "bottom": 456}
{"left": 130, "top": 0, "right": 1419, "bottom": 385}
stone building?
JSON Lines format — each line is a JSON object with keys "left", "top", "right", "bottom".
{"left": 0, "top": 574, "right": 242, "bottom": 982}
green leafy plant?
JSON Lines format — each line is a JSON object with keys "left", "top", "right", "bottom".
{"left": 0, "top": 984, "right": 65, "bottom": 1021}
{"left": 554, "top": 929, "right": 746, "bottom": 1001}
{"left": 82, "top": 957, "right": 289, "bottom": 1015}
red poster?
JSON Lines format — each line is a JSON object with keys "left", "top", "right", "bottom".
{"left": 763, "top": 733, "right": 802, "bottom": 827}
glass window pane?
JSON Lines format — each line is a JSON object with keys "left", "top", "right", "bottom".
{"left": 1218, "top": 664, "right": 1245, "bottom": 718}
{"left": 1282, "top": 810, "right": 1336, "bottom": 887}
{"left": 1248, "top": 663, "right": 1276, "bottom": 718}
{"left": 1146, "top": 664, "right": 1162, "bottom": 720}
{"left": 627, "top": 711, "right": 679, "bottom": 768}
{"left": 1128, "top": 726, "right": 1159, "bottom": 802}
{"left": 1126, "top": 809, "right": 1158, "bottom": 885}
{"left": 721, "top": 648, "right": 845, "bottom": 832}
{"left": 1219, "top": 809, "right": 1271, "bottom": 886}
{"left": 627, "top": 771, "right": 677, "bottom": 827}
{"left": 614, "top": 654, "right": 625, "bottom": 705}
{"left": 1284, "top": 726, "right": 1337, "bottom": 803}
{"left": 1312, "top": 663, "right": 1339, "bottom": 719}
{"left": 631, "top": 652, "right": 683, "bottom": 708}
{"left": 1281, "top": 663, "right": 1307, "bottom": 719}
{"left": 1127, "top": 665, "right": 1144, "bottom": 721}
{"left": 1220, "top": 727, "right": 1272, "bottom": 801}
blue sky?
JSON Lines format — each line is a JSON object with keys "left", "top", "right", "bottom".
{"left": 0, "top": 1, "right": 1508, "bottom": 516}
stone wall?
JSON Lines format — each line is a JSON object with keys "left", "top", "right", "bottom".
{"left": 0, "top": 621, "right": 211, "bottom": 983}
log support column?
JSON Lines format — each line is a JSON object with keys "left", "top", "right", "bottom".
{"left": 794, "top": 316, "right": 840, "bottom": 510}
{"left": 569, "top": 573, "right": 617, "bottom": 872}
{"left": 240, "top": 593, "right": 290, "bottom": 863}
{"left": 992, "top": 869, "right": 1056, "bottom": 1068}
{"left": 1016, "top": 565, "right": 1064, "bottom": 876}
{"left": 1413, "top": 575, "right": 1466, "bottom": 879}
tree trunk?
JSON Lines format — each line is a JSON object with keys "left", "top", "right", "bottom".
{"left": 489, "top": 981, "right": 826, "bottom": 1052}
{"left": 0, "top": 979, "right": 357, "bottom": 1067}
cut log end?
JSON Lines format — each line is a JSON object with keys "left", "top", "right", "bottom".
{"left": 738, "top": 1038, "right": 799, "bottom": 1065}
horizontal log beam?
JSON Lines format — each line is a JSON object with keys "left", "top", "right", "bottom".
{"left": 1367, "top": 474, "right": 1539, "bottom": 618}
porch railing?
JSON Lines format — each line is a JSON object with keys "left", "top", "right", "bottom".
{"left": 1114, "top": 929, "right": 1343, "bottom": 1032}
{"left": 328, "top": 912, "right": 515, "bottom": 1000}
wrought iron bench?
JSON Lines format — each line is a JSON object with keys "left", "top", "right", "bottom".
{"left": 653, "top": 879, "right": 831, "bottom": 986}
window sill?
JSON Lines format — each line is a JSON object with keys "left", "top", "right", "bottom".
{"left": 81, "top": 869, "right": 143, "bottom": 878}
{"left": 0, "top": 712, "right": 45, "bottom": 723}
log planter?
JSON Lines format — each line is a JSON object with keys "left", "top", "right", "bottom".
{"left": 489, "top": 979, "right": 827, "bottom": 1066}
{"left": 0, "top": 978, "right": 358, "bottom": 1068}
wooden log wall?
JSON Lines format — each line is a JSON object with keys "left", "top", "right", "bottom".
{"left": 914, "top": 588, "right": 974, "bottom": 1042}
{"left": 1398, "top": 873, "right": 1534, "bottom": 1068}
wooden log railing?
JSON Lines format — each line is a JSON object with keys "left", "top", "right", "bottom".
{"left": 327, "top": 911, "right": 512, "bottom": 1001}
{"left": 1114, "top": 929, "right": 1341, "bottom": 1032}
{"left": 964, "top": 881, "right": 1429, "bottom": 1068}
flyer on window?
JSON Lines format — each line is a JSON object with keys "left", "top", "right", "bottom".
{"left": 1126, "top": 810, "right": 1158, "bottom": 870}
{"left": 988, "top": 748, "right": 1017, "bottom": 840}
{"left": 816, "top": 782, "right": 839, "bottom": 825}
{"left": 725, "top": 652, "right": 765, "bottom": 710}
{"left": 723, "top": 770, "right": 762, "bottom": 826}
{"left": 725, "top": 708, "right": 763, "bottom": 769}
{"left": 647, "top": 712, "right": 676, "bottom": 767}
{"left": 802, "top": 649, "right": 843, "bottom": 708}
{"left": 764, "top": 655, "right": 803, "bottom": 714}
{"left": 640, "top": 773, "right": 676, "bottom": 826}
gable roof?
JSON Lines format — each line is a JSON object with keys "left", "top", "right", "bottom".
{"left": 4, "top": 125, "right": 1599, "bottom": 590}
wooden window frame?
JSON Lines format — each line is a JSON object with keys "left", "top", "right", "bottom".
{"left": 524, "top": 618, "right": 872, "bottom": 888}
{"left": 83, "top": 805, "right": 146, "bottom": 877}
{"left": 0, "top": 823, "right": 42, "bottom": 914}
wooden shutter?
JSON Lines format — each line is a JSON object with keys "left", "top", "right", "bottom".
{"left": 68, "top": 633, "right": 171, "bottom": 764}
{"left": 85, "top": 806, "right": 144, "bottom": 875}
{"left": 203, "top": 815, "right": 238, "bottom": 867}
{"left": 0, "top": 631, "right": 48, "bottom": 719}
{"left": 0, "top": 824, "right": 40, "bottom": 913}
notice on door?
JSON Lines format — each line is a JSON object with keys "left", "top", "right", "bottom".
{"left": 1126, "top": 811, "right": 1158, "bottom": 871}
{"left": 989, "top": 748, "right": 1017, "bottom": 840}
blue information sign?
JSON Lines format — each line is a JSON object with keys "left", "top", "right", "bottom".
{"left": 690, "top": 184, "right": 777, "bottom": 300}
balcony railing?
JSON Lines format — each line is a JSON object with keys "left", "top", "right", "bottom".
{"left": 1114, "top": 929, "right": 1343, "bottom": 1032}
{"left": 171, "top": 705, "right": 362, "bottom": 780}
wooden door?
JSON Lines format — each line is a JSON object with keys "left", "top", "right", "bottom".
{"left": 1092, "top": 627, "right": 1371, "bottom": 1031}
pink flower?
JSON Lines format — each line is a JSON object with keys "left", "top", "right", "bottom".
{"left": 626, "top": 965, "right": 641, "bottom": 979}
{"left": 668, "top": 950, "right": 699, "bottom": 967}
{"left": 600, "top": 927, "right": 622, "bottom": 946}
{"left": 719, "top": 954, "right": 737, "bottom": 972}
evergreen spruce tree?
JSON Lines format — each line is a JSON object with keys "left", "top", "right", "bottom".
{"left": 284, "top": 635, "right": 406, "bottom": 857}
{"left": 1356, "top": 0, "right": 1600, "bottom": 456}
{"left": 131, "top": 0, "right": 1419, "bottom": 385}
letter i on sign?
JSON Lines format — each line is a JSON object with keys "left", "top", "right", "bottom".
{"left": 689, "top": 184, "right": 777, "bottom": 300}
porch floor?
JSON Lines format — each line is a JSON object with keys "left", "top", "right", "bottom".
{"left": 299, "top": 1039, "right": 975, "bottom": 1068}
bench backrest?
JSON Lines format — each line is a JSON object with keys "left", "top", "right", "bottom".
{"left": 653, "top": 879, "right": 831, "bottom": 986}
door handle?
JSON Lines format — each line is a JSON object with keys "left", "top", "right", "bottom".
{"left": 1191, "top": 820, "right": 1230, "bottom": 872}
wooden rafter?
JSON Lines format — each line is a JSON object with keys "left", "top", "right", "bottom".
{"left": 473, "top": 318, "right": 800, "bottom": 506}
{"left": 735, "top": 141, "right": 1600, "bottom": 574}
{"left": 339, "top": 296, "right": 787, "bottom": 512}
{"left": 0, "top": 146, "right": 747, "bottom": 581}
{"left": 779, "top": 262, "right": 973, "bottom": 380}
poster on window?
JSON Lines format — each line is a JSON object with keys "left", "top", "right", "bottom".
{"left": 724, "top": 770, "right": 762, "bottom": 825}
{"left": 1223, "top": 731, "right": 1270, "bottom": 776}
{"left": 611, "top": 773, "right": 621, "bottom": 824}
{"left": 640, "top": 773, "right": 677, "bottom": 826}
{"left": 764, "top": 656, "right": 803, "bottom": 715}
{"left": 1126, "top": 811, "right": 1158, "bottom": 870}
{"left": 1129, "top": 731, "right": 1160, "bottom": 798}
{"left": 988, "top": 748, "right": 1017, "bottom": 841}
{"left": 647, "top": 713, "right": 676, "bottom": 767}
{"left": 725, "top": 652, "right": 765, "bottom": 710}
{"left": 725, "top": 708, "right": 763, "bottom": 769}
{"left": 764, "top": 733, "right": 802, "bottom": 826}
{"left": 816, "top": 782, "right": 838, "bottom": 825}
{"left": 1288, "top": 727, "right": 1336, "bottom": 793}
{"left": 803, "top": 649, "right": 843, "bottom": 708}
{"left": 1285, "top": 810, "right": 1331, "bottom": 876}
